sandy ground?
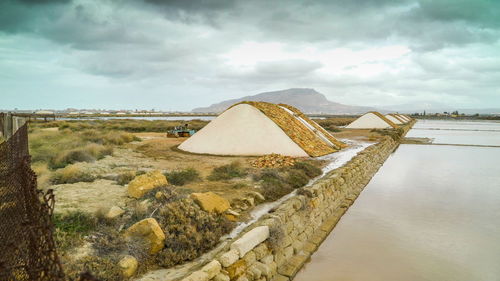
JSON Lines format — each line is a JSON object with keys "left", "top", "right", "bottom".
{"left": 49, "top": 130, "right": 376, "bottom": 215}
{"left": 50, "top": 135, "right": 265, "bottom": 214}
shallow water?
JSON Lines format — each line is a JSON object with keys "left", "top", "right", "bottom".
{"left": 407, "top": 119, "right": 500, "bottom": 146}
{"left": 295, "top": 121, "right": 500, "bottom": 281}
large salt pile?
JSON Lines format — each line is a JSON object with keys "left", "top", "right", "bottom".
{"left": 178, "top": 102, "right": 345, "bottom": 157}
{"left": 345, "top": 112, "right": 398, "bottom": 129}
{"left": 385, "top": 114, "right": 405, "bottom": 125}
{"left": 396, "top": 114, "right": 411, "bottom": 123}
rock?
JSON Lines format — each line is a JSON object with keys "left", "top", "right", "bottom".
{"left": 182, "top": 271, "right": 209, "bottom": 281}
{"left": 213, "top": 273, "right": 230, "bottom": 281}
{"left": 226, "top": 259, "right": 247, "bottom": 280}
{"left": 225, "top": 209, "right": 240, "bottom": 222}
{"left": 219, "top": 249, "right": 239, "bottom": 267}
{"left": 243, "top": 197, "right": 255, "bottom": 207}
{"left": 260, "top": 254, "right": 274, "bottom": 265}
{"left": 253, "top": 244, "right": 269, "bottom": 260}
{"left": 248, "top": 191, "right": 265, "bottom": 202}
{"left": 201, "top": 260, "right": 222, "bottom": 279}
{"left": 254, "top": 262, "right": 272, "bottom": 278}
{"left": 118, "top": 255, "right": 138, "bottom": 278}
{"left": 124, "top": 218, "right": 165, "bottom": 254}
{"left": 231, "top": 226, "right": 270, "bottom": 258}
{"left": 191, "top": 192, "right": 230, "bottom": 213}
{"left": 127, "top": 170, "right": 168, "bottom": 199}
{"left": 105, "top": 206, "right": 125, "bottom": 219}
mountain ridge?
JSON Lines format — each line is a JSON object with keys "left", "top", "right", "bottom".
{"left": 191, "top": 88, "right": 375, "bottom": 114}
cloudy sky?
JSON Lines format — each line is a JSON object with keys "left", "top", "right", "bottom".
{"left": 1, "top": 0, "right": 499, "bottom": 111}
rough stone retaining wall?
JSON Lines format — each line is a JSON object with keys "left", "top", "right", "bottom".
{"left": 178, "top": 124, "right": 414, "bottom": 281}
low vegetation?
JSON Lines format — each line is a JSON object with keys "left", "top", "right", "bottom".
{"left": 54, "top": 211, "right": 97, "bottom": 250}
{"left": 116, "top": 171, "right": 137, "bottom": 185}
{"left": 28, "top": 123, "right": 143, "bottom": 188}
{"left": 164, "top": 168, "right": 200, "bottom": 186}
{"left": 207, "top": 161, "right": 248, "bottom": 181}
{"left": 371, "top": 127, "right": 405, "bottom": 141}
{"left": 60, "top": 186, "right": 234, "bottom": 280}
{"left": 51, "top": 164, "right": 96, "bottom": 184}
{"left": 32, "top": 119, "right": 208, "bottom": 133}
{"left": 254, "top": 161, "right": 322, "bottom": 201}
{"left": 30, "top": 129, "right": 139, "bottom": 169}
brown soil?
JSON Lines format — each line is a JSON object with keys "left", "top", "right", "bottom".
{"left": 48, "top": 129, "right": 375, "bottom": 216}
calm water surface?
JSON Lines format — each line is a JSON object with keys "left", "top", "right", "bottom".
{"left": 407, "top": 119, "right": 500, "bottom": 146}
{"left": 295, "top": 120, "right": 500, "bottom": 281}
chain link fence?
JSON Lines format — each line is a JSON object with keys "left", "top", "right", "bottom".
{"left": 0, "top": 123, "right": 100, "bottom": 281}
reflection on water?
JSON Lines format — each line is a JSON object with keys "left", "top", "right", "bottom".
{"left": 407, "top": 120, "right": 500, "bottom": 146}
{"left": 295, "top": 121, "right": 500, "bottom": 281}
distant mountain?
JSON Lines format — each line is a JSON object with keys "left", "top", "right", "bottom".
{"left": 192, "top": 88, "right": 375, "bottom": 114}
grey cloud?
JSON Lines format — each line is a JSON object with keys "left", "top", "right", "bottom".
{"left": 417, "top": 0, "right": 500, "bottom": 28}
{"left": 1, "top": 0, "right": 499, "bottom": 109}
{"left": 255, "top": 60, "right": 322, "bottom": 78}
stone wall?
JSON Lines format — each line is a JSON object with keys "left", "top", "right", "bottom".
{"left": 177, "top": 123, "right": 414, "bottom": 281}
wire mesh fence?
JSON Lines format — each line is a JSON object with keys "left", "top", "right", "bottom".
{"left": 0, "top": 124, "right": 101, "bottom": 281}
{"left": 0, "top": 124, "right": 66, "bottom": 280}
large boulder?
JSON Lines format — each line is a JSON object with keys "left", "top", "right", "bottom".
{"left": 190, "top": 192, "right": 230, "bottom": 213}
{"left": 128, "top": 170, "right": 168, "bottom": 199}
{"left": 231, "top": 226, "right": 269, "bottom": 257}
{"left": 124, "top": 218, "right": 165, "bottom": 254}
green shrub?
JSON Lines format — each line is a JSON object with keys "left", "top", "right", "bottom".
{"left": 165, "top": 168, "right": 200, "bottom": 186}
{"left": 254, "top": 162, "right": 323, "bottom": 201}
{"left": 292, "top": 161, "right": 322, "bottom": 178}
{"left": 54, "top": 211, "right": 97, "bottom": 234}
{"left": 50, "top": 143, "right": 113, "bottom": 169}
{"left": 285, "top": 169, "right": 309, "bottom": 189}
{"left": 51, "top": 165, "right": 95, "bottom": 184}
{"left": 371, "top": 128, "right": 404, "bottom": 141}
{"left": 207, "top": 162, "right": 247, "bottom": 181}
{"left": 152, "top": 197, "right": 234, "bottom": 268}
{"left": 256, "top": 169, "right": 293, "bottom": 201}
{"left": 53, "top": 211, "right": 97, "bottom": 250}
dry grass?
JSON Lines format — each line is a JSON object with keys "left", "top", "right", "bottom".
{"left": 254, "top": 161, "right": 322, "bottom": 201}
{"left": 207, "top": 161, "right": 247, "bottom": 181}
{"left": 57, "top": 185, "right": 234, "bottom": 279}
{"left": 51, "top": 164, "right": 96, "bottom": 184}
{"left": 32, "top": 162, "right": 52, "bottom": 189}
{"left": 117, "top": 170, "right": 137, "bottom": 185}
{"left": 29, "top": 129, "right": 132, "bottom": 170}
{"left": 32, "top": 119, "right": 209, "bottom": 133}
{"left": 164, "top": 168, "right": 200, "bottom": 186}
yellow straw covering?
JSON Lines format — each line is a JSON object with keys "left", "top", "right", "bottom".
{"left": 369, "top": 111, "right": 399, "bottom": 128}
{"left": 389, "top": 113, "right": 407, "bottom": 123}
{"left": 228, "top": 101, "right": 338, "bottom": 157}
{"left": 278, "top": 104, "right": 347, "bottom": 149}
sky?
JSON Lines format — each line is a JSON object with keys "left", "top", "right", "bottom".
{"left": 1, "top": 0, "right": 499, "bottom": 111}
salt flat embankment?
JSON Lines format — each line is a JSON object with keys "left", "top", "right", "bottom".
{"left": 140, "top": 122, "right": 414, "bottom": 281}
